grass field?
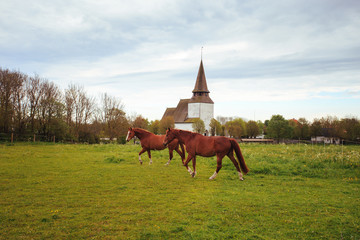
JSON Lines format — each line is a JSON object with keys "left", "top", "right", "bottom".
{"left": 0, "top": 142, "right": 359, "bottom": 239}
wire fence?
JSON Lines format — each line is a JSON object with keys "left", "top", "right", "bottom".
{"left": 0, "top": 133, "right": 59, "bottom": 143}
{"left": 0, "top": 132, "right": 128, "bottom": 144}
{"left": 1, "top": 132, "right": 360, "bottom": 145}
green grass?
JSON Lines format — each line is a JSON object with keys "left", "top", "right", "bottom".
{"left": 0, "top": 143, "right": 359, "bottom": 239}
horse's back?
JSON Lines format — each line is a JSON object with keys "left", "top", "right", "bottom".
{"left": 147, "top": 134, "right": 166, "bottom": 150}
{"left": 193, "top": 135, "right": 232, "bottom": 156}
{"left": 190, "top": 135, "right": 215, "bottom": 157}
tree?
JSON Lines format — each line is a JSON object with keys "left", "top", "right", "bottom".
{"left": 159, "top": 116, "right": 174, "bottom": 134}
{"left": 209, "top": 118, "right": 222, "bottom": 136}
{"left": 37, "top": 80, "right": 62, "bottom": 139}
{"left": 267, "top": 115, "right": 292, "bottom": 141}
{"left": 310, "top": 118, "right": 322, "bottom": 141}
{"left": 132, "top": 115, "right": 149, "bottom": 129}
{"left": 26, "top": 74, "right": 44, "bottom": 133}
{"left": 225, "top": 118, "right": 246, "bottom": 138}
{"left": 149, "top": 120, "right": 160, "bottom": 134}
{"left": 319, "top": 116, "right": 340, "bottom": 137}
{"left": 192, "top": 118, "right": 205, "bottom": 134}
{"left": 340, "top": 118, "right": 360, "bottom": 141}
{"left": 11, "top": 71, "right": 27, "bottom": 134}
{"left": 0, "top": 69, "right": 26, "bottom": 133}
{"left": 100, "top": 93, "right": 128, "bottom": 140}
{"left": 293, "top": 118, "right": 310, "bottom": 139}
{"left": 65, "top": 85, "right": 95, "bottom": 140}
{"left": 106, "top": 108, "right": 128, "bottom": 140}
{"left": 246, "top": 120, "right": 260, "bottom": 138}
{"left": 257, "top": 120, "right": 265, "bottom": 136}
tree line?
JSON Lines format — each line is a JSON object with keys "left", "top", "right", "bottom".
{"left": 1, "top": 67, "right": 359, "bottom": 143}
{"left": 179, "top": 114, "right": 359, "bottom": 143}
{"left": 0, "top": 68, "right": 131, "bottom": 143}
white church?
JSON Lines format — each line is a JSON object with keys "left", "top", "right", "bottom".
{"left": 161, "top": 60, "right": 214, "bottom": 132}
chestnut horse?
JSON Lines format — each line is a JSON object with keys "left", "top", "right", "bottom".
{"left": 163, "top": 128, "right": 249, "bottom": 180}
{"left": 126, "top": 127, "right": 185, "bottom": 165}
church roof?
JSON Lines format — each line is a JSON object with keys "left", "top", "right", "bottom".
{"left": 161, "top": 59, "right": 214, "bottom": 123}
{"left": 189, "top": 60, "right": 214, "bottom": 103}
{"left": 161, "top": 99, "right": 190, "bottom": 123}
{"left": 192, "top": 60, "right": 209, "bottom": 93}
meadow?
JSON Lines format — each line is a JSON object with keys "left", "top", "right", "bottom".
{"left": 0, "top": 142, "right": 359, "bottom": 239}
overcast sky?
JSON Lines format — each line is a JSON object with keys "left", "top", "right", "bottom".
{"left": 1, "top": 0, "right": 360, "bottom": 122}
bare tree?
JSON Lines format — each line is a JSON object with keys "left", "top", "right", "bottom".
{"left": 0, "top": 69, "right": 27, "bottom": 133}
{"left": 11, "top": 71, "right": 28, "bottom": 133}
{"left": 65, "top": 84, "right": 95, "bottom": 140}
{"left": 37, "top": 80, "right": 62, "bottom": 138}
{"left": 101, "top": 93, "right": 127, "bottom": 139}
{"left": 27, "top": 74, "right": 44, "bottom": 133}
{"left": 65, "top": 85, "right": 76, "bottom": 126}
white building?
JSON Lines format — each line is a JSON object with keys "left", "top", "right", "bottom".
{"left": 162, "top": 60, "right": 214, "bottom": 132}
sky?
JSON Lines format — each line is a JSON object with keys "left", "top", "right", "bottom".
{"left": 1, "top": 0, "right": 360, "bottom": 122}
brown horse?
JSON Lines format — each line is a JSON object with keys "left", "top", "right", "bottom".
{"left": 163, "top": 128, "right": 249, "bottom": 180}
{"left": 126, "top": 127, "right": 185, "bottom": 165}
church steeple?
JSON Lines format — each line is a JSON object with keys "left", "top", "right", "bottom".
{"left": 190, "top": 60, "right": 214, "bottom": 103}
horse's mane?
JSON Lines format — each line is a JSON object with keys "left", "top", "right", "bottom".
{"left": 173, "top": 129, "right": 202, "bottom": 136}
{"left": 133, "top": 128, "right": 154, "bottom": 135}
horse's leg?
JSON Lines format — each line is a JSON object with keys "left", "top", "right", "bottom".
{"left": 138, "top": 148, "right": 147, "bottom": 165}
{"left": 209, "top": 154, "right": 225, "bottom": 180}
{"left": 227, "top": 151, "right": 244, "bottom": 181}
{"left": 147, "top": 150, "right": 152, "bottom": 165}
{"left": 174, "top": 144, "right": 184, "bottom": 162}
{"left": 183, "top": 154, "right": 194, "bottom": 175}
{"left": 166, "top": 144, "right": 182, "bottom": 165}
{"left": 192, "top": 156, "right": 197, "bottom": 177}
{"left": 165, "top": 149, "right": 173, "bottom": 166}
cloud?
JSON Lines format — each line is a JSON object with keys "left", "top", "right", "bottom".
{"left": 1, "top": 0, "right": 360, "bottom": 121}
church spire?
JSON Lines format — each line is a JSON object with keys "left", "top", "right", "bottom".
{"left": 190, "top": 60, "right": 213, "bottom": 103}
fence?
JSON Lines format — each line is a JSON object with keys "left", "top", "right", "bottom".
{"left": 1, "top": 132, "right": 359, "bottom": 145}
{"left": 0, "top": 133, "right": 57, "bottom": 143}
{"left": 0, "top": 132, "right": 127, "bottom": 144}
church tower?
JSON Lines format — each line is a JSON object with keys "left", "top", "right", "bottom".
{"left": 161, "top": 59, "right": 214, "bottom": 133}
{"left": 188, "top": 60, "right": 214, "bottom": 131}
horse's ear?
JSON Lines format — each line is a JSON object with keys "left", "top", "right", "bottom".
{"left": 167, "top": 127, "right": 170, "bottom": 131}
{"left": 129, "top": 127, "right": 132, "bottom": 130}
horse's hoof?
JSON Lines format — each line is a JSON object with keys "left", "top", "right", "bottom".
{"left": 239, "top": 177, "right": 244, "bottom": 181}
{"left": 191, "top": 172, "right": 196, "bottom": 178}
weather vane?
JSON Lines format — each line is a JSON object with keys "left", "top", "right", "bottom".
{"left": 201, "top": 46, "right": 203, "bottom": 60}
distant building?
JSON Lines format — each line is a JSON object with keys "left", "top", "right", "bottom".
{"left": 311, "top": 136, "right": 341, "bottom": 145}
{"left": 161, "top": 60, "right": 214, "bottom": 132}
{"left": 311, "top": 128, "right": 341, "bottom": 144}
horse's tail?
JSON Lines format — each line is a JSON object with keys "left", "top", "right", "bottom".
{"left": 230, "top": 139, "right": 249, "bottom": 174}
{"left": 179, "top": 142, "right": 186, "bottom": 161}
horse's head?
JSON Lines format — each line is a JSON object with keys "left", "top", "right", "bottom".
{"left": 163, "top": 128, "right": 176, "bottom": 146}
{"left": 126, "top": 127, "right": 135, "bottom": 142}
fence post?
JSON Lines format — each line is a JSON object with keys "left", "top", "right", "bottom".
{"left": 33, "top": 134, "right": 36, "bottom": 143}
{"left": 53, "top": 136, "right": 56, "bottom": 143}
{"left": 11, "top": 133, "right": 14, "bottom": 144}
{"left": 342, "top": 140, "right": 344, "bottom": 164}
